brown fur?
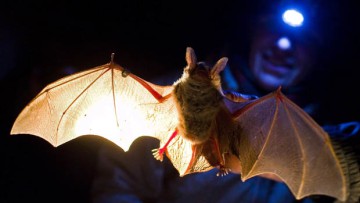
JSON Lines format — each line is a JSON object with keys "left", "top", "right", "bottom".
{"left": 172, "top": 47, "right": 228, "bottom": 144}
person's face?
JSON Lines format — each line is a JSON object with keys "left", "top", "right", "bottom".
{"left": 249, "top": 28, "right": 315, "bottom": 91}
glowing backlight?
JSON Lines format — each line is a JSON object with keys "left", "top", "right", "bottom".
{"left": 74, "top": 94, "right": 153, "bottom": 151}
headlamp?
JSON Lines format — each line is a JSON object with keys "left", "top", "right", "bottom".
{"left": 282, "top": 9, "right": 304, "bottom": 27}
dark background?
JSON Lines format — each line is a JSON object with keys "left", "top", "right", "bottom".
{"left": 0, "top": 0, "right": 359, "bottom": 202}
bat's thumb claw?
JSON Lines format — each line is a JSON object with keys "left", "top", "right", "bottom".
{"left": 152, "top": 148, "right": 164, "bottom": 162}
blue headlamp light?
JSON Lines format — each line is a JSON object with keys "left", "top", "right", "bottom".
{"left": 276, "top": 8, "right": 305, "bottom": 50}
{"left": 282, "top": 9, "right": 304, "bottom": 27}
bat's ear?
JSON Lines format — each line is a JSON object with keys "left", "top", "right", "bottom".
{"left": 186, "top": 47, "right": 197, "bottom": 70}
{"left": 211, "top": 57, "right": 228, "bottom": 76}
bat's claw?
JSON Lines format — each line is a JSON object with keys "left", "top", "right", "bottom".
{"left": 216, "top": 165, "right": 231, "bottom": 177}
{"left": 152, "top": 148, "right": 164, "bottom": 161}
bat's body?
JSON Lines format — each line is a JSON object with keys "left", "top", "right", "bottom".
{"left": 173, "top": 62, "right": 223, "bottom": 145}
{"left": 10, "top": 47, "right": 359, "bottom": 202}
{"left": 158, "top": 50, "right": 231, "bottom": 175}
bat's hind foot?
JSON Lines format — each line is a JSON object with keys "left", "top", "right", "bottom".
{"left": 216, "top": 165, "right": 231, "bottom": 177}
{"left": 152, "top": 148, "right": 165, "bottom": 161}
{"left": 152, "top": 129, "right": 178, "bottom": 162}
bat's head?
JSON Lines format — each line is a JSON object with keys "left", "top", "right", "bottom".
{"left": 182, "top": 47, "right": 228, "bottom": 92}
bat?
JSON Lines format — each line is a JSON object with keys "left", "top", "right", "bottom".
{"left": 10, "top": 47, "right": 353, "bottom": 202}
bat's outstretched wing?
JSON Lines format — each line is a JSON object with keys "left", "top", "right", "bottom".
{"left": 11, "top": 47, "right": 357, "bottom": 202}
{"left": 225, "top": 88, "right": 349, "bottom": 201}
{"left": 10, "top": 61, "right": 178, "bottom": 152}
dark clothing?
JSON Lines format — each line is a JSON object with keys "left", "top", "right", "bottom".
{"left": 92, "top": 137, "right": 315, "bottom": 203}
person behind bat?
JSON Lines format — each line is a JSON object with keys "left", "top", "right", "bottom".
{"left": 91, "top": 1, "right": 360, "bottom": 203}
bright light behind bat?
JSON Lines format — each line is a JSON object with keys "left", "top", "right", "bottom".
{"left": 74, "top": 94, "right": 150, "bottom": 151}
{"left": 282, "top": 9, "right": 304, "bottom": 27}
